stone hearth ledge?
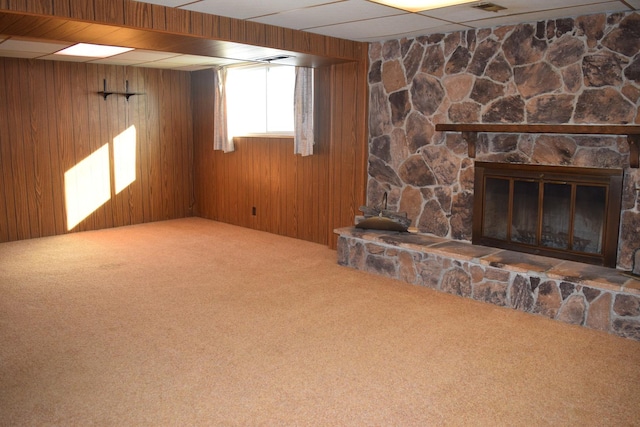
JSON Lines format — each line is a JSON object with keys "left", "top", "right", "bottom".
{"left": 335, "top": 227, "right": 640, "bottom": 341}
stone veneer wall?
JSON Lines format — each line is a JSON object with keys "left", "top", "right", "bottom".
{"left": 367, "top": 11, "right": 640, "bottom": 269}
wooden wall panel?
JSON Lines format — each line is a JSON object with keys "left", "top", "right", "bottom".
{"left": 0, "top": 58, "right": 16, "bottom": 241}
{"left": 326, "top": 61, "right": 368, "bottom": 249}
{"left": 192, "top": 67, "right": 333, "bottom": 244}
{"left": 0, "top": 57, "right": 193, "bottom": 243}
{"left": 191, "top": 61, "right": 366, "bottom": 248}
{"left": 129, "top": 65, "right": 150, "bottom": 221}
{"left": 4, "top": 57, "right": 30, "bottom": 239}
{"left": 43, "top": 61, "right": 65, "bottom": 235}
{"left": 0, "top": 1, "right": 369, "bottom": 249}
{"left": 68, "top": 0, "right": 95, "bottom": 21}
{"left": 203, "top": 137, "right": 331, "bottom": 244}
{"left": 93, "top": 0, "right": 125, "bottom": 25}
{"left": 124, "top": 1, "right": 153, "bottom": 29}
{"left": 0, "top": 1, "right": 367, "bottom": 62}
{"left": 51, "top": 0, "right": 70, "bottom": 17}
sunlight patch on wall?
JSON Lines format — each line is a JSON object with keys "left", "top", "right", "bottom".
{"left": 64, "top": 125, "right": 138, "bottom": 231}
{"left": 114, "top": 126, "right": 137, "bottom": 195}
{"left": 65, "top": 144, "right": 111, "bottom": 230}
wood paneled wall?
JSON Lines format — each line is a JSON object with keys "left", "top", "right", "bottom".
{"left": 192, "top": 69, "right": 330, "bottom": 244}
{"left": 0, "top": 1, "right": 369, "bottom": 248}
{"left": 199, "top": 137, "right": 330, "bottom": 244}
{"left": 0, "top": 57, "right": 193, "bottom": 242}
{"left": 192, "top": 61, "right": 367, "bottom": 248}
{"left": 0, "top": 1, "right": 366, "bottom": 64}
{"left": 327, "top": 61, "right": 369, "bottom": 248}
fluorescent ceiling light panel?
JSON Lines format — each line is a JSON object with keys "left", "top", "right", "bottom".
{"left": 55, "top": 43, "right": 133, "bottom": 58}
{"left": 368, "top": 0, "right": 477, "bottom": 12}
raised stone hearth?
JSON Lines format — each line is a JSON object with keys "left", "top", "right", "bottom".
{"left": 335, "top": 227, "right": 640, "bottom": 341}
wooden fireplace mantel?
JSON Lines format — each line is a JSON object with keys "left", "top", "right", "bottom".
{"left": 435, "top": 124, "right": 640, "bottom": 168}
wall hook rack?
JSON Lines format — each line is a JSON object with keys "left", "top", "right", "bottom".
{"left": 97, "top": 79, "right": 144, "bottom": 101}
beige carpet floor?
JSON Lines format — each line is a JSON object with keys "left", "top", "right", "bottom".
{"left": 1, "top": 217, "right": 639, "bottom": 426}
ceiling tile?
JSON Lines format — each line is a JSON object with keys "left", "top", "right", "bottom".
{"left": 109, "top": 49, "right": 180, "bottom": 61}
{"left": 136, "top": 60, "right": 184, "bottom": 68}
{"left": 421, "top": 0, "right": 622, "bottom": 22}
{"left": 360, "top": 23, "right": 471, "bottom": 42}
{"left": 180, "top": 0, "right": 334, "bottom": 20}
{"left": 155, "top": 54, "right": 221, "bottom": 65}
{"left": 418, "top": 3, "right": 503, "bottom": 23}
{"left": 132, "top": 0, "right": 638, "bottom": 42}
{"left": 463, "top": 1, "right": 631, "bottom": 29}
{"left": 308, "top": 12, "right": 449, "bottom": 41}
{"left": 1, "top": 0, "right": 637, "bottom": 68}
{"left": 173, "top": 64, "right": 218, "bottom": 71}
{"left": 0, "top": 50, "right": 44, "bottom": 59}
{"left": 250, "top": 0, "right": 402, "bottom": 30}
{"left": 39, "top": 54, "right": 97, "bottom": 62}
{"left": 0, "top": 38, "right": 70, "bottom": 54}
{"left": 89, "top": 57, "right": 145, "bottom": 66}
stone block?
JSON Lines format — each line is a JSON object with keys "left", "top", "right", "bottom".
{"left": 441, "top": 267, "right": 471, "bottom": 297}
{"left": 586, "top": 292, "right": 612, "bottom": 332}
{"left": 613, "top": 294, "right": 640, "bottom": 317}
{"left": 365, "top": 254, "right": 397, "bottom": 278}
{"left": 398, "top": 251, "right": 418, "bottom": 285}
{"left": 421, "top": 44, "right": 445, "bottom": 76}
{"left": 557, "top": 295, "right": 586, "bottom": 325}
{"left": 473, "top": 280, "right": 507, "bottom": 306}
{"left": 534, "top": 280, "right": 562, "bottom": 318}
{"left": 613, "top": 318, "right": 640, "bottom": 340}
{"left": 511, "top": 274, "right": 534, "bottom": 311}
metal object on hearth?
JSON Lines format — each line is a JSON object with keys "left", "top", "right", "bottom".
{"left": 356, "top": 192, "right": 410, "bottom": 232}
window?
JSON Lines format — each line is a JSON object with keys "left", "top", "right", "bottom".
{"left": 225, "top": 64, "right": 295, "bottom": 137}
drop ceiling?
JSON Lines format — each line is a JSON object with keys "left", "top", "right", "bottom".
{"left": 0, "top": 36, "right": 242, "bottom": 71}
{"left": 0, "top": 0, "right": 638, "bottom": 70}
{"left": 140, "top": 0, "right": 639, "bottom": 42}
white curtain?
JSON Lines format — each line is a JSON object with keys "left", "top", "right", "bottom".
{"left": 213, "top": 67, "right": 234, "bottom": 153}
{"left": 294, "top": 67, "right": 314, "bottom": 156}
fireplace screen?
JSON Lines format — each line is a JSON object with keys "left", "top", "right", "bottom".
{"left": 474, "top": 162, "right": 623, "bottom": 267}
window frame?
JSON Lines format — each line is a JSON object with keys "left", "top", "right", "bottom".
{"left": 225, "top": 63, "right": 295, "bottom": 139}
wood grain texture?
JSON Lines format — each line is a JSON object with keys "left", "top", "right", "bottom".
{"left": 326, "top": 61, "right": 368, "bottom": 249}
{"left": 0, "top": 0, "right": 367, "bottom": 63}
{"left": 191, "top": 60, "right": 367, "bottom": 248}
{"left": 191, "top": 69, "right": 333, "bottom": 245}
{"left": 0, "top": 58, "right": 193, "bottom": 242}
{"left": 0, "top": 1, "right": 369, "bottom": 247}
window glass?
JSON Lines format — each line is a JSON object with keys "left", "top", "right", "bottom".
{"left": 511, "top": 180, "right": 539, "bottom": 245}
{"left": 574, "top": 185, "right": 606, "bottom": 253}
{"left": 226, "top": 64, "right": 294, "bottom": 137}
{"left": 541, "top": 183, "right": 571, "bottom": 250}
{"left": 483, "top": 177, "right": 509, "bottom": 241}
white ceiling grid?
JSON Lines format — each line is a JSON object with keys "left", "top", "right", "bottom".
{"left": 0, "top": 0, "right": 637, "bottom": 69}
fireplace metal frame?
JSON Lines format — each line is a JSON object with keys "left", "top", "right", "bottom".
{"left": 473, "top": 162, "right": 623, "bottom": 267}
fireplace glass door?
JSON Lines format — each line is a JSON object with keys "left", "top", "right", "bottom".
{"left": 474, "top": 162, "right": 622, "bottom": 267}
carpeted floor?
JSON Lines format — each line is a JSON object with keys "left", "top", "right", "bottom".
{"left": 1, "top": 217, "right": 639, "bottom": 426}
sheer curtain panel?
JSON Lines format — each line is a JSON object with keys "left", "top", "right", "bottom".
{"left": 213, "top": 67, "right": 234, "bottom": 153}
{"left": 294, "top": 67, "right": 314, "bottom": 156}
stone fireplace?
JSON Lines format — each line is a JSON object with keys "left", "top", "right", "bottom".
{"left": 366, "top": 11, "right": 640, "bottom": 270}
{"left": 336, "top": 9, "right": 640, "bottom": 342}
